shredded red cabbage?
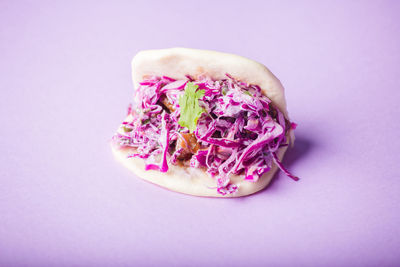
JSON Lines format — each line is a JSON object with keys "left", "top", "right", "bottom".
{"left": 113, "top": 74, "right": 298, "bottom": 195}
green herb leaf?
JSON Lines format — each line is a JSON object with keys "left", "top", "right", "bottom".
{"left": 178, "top": 82, "right": 205, "bottom": 132}
{"left": 243, "top": 90, "right": 253, "bottom": 97}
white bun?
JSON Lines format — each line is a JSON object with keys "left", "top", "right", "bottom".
{"left": 132, "top": 48, "right": 288, "bottom": 118}
{"left": 113, "top": 48, "right": 292, "bottom": 197}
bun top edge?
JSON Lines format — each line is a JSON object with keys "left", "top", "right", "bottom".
{"left": 131, "top": 47, "right": 288, "bottom": 118}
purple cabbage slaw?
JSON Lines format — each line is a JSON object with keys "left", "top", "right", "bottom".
{"left": 113, "top": 74, "right": 298, "bottom": 195}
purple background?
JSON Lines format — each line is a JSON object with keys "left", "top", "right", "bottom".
{"left": 1, "top": 1, "right": 400, "bottom": 266}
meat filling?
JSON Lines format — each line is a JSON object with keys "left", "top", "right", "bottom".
{"left": 176, "top": 133, "right": 200, "bottom": 160}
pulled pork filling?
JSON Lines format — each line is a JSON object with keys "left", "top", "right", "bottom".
{"left": 113, "top": 74, "right": 298, "bottom": 195}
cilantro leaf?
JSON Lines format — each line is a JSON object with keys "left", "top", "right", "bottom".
{"left": 178, "top": 82, "right": 205, "bottom": 132}
{"left": 243, "top": 90, "right": 253, "bottom": 97}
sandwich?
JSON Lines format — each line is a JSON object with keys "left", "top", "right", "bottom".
{"left": 111, "top": 48, "right": 298, "bottom": 197}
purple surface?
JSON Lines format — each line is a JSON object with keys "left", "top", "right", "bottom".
{"left": 1, "top": 1, "right": 400, "bottom": 266}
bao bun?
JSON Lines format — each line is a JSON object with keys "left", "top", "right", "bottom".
{"left": 112, "top": 48, "right": 293, "bottom": 197}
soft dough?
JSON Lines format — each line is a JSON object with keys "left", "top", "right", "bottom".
{"left": 112, "top": 48, "right": 293, "bottom": 197}
{"left": 132, "top": 48, "right": 289, "bottom": 118}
